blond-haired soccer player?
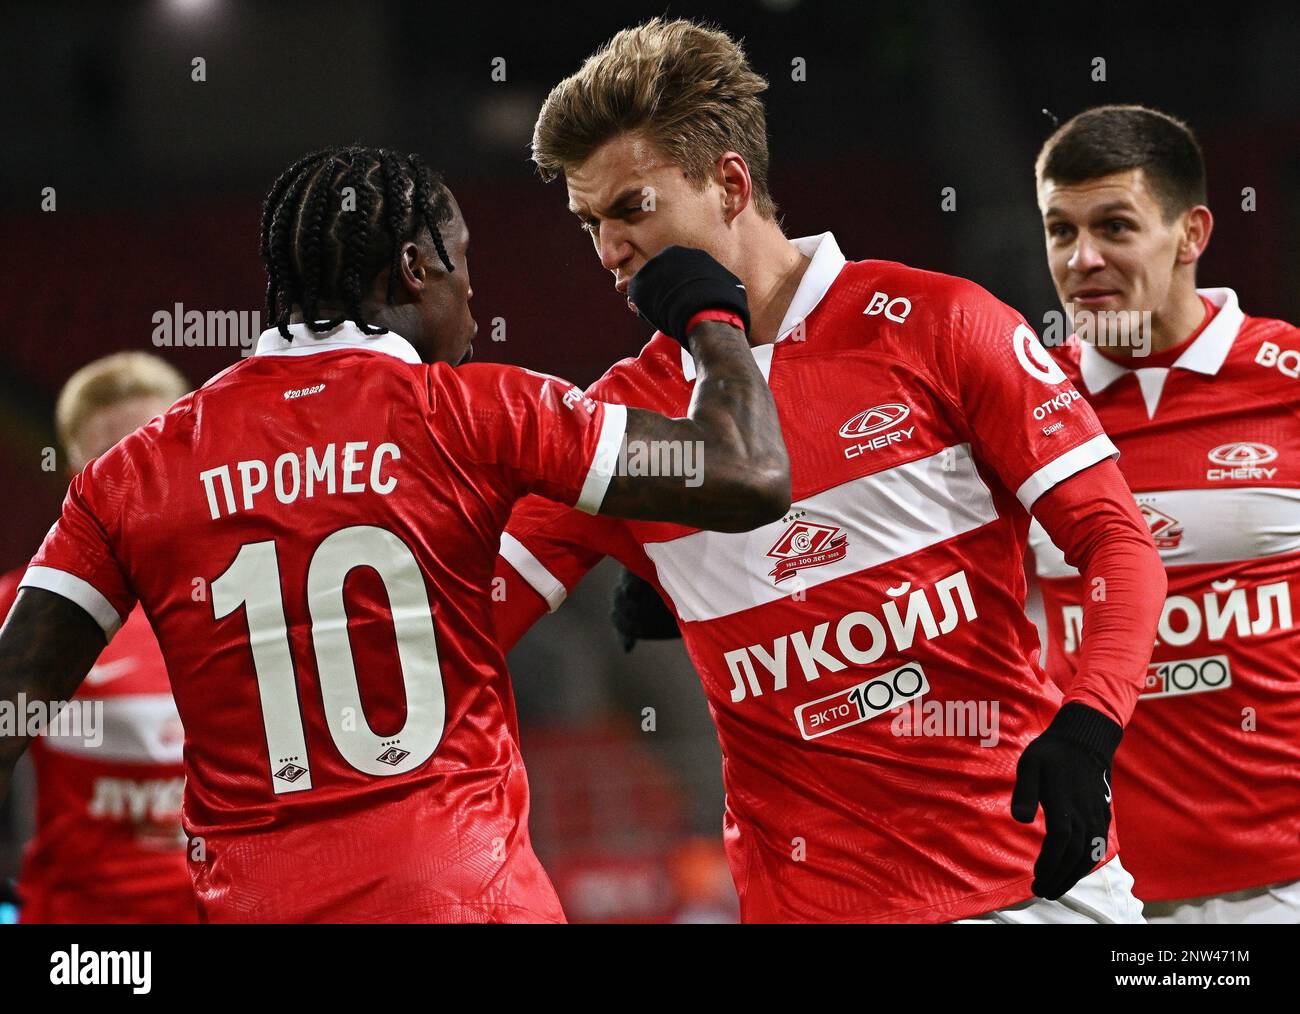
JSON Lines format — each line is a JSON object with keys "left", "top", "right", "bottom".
{"left": 0, "top": 352, "right": 197, "bottom": 922}
{"left": 1027, "top": 105, "right": 1300, "bottom": 923}
{"left": 493, "top": 18, "right": 1168, "bottom": 923}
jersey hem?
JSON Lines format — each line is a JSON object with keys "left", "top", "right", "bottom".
{"left": 741, "top": 850, "right": 1122, "bottom": 923}
{"left": 1133, "top": 858, "right": 1300, "bottom": 903}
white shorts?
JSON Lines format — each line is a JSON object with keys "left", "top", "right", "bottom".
{"left": 954, "top": 857, "right": 1145, "bottom": 924}
{"left": 1142, "top": 878, "right": 1300, "bottom": 924}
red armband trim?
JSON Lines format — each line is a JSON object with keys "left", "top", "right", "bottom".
{"left": 685, "top": 310, "right": 746, "bottom": 335}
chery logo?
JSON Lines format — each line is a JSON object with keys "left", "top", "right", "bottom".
{"left": 1206, "top": 442, "right": 1279, "bottom": 482}
{"left": 1207, "top": 442, "right": 1278, "bottom": 467}
{"left": 839, "top": 403, "right": 910, "bottom": 439}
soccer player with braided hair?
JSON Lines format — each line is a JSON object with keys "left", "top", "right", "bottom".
{"left": 260, "top": 148, "right": 460, "bottom": 344}
{"left": 0, "top": 144, "right": 790, "bottom": 922}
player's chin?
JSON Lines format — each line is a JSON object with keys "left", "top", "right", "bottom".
{"left": 456, "top": 322, "right": 477, "bottom": 365}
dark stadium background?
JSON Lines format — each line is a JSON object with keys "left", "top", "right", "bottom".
{"left": 1, "top": 0, "right": 1296, "bottom": 922}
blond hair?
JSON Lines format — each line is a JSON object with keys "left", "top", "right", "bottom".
{"left": 532, "top": 18, "right": 777, "bottom": 219}
{"left": 56, "top": 352, "right": 189, "bottom": 450}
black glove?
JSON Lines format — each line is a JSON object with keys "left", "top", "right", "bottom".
{"left": 627, "top": 245, "right": 750, "bottom": 343}
{"left": 1010, "top": 702, "right": 1122, "bottom": 900}
{"left": 610, "top": 567, "right": 682, "bottom": 652}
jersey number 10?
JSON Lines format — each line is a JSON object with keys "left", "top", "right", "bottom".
{"left": 212, "top": 525, "right": 446, "bottom": 794}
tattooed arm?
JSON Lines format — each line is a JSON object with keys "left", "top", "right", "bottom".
{"left": 600, "top": 320, "right": 790, "bottom": 532}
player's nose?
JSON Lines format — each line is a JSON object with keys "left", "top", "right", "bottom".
{"left": 598, "top": 223, "right": 631, "bottom": 274}
{"left": 1068, "top": 235, "right": 1106, "bottom": 272}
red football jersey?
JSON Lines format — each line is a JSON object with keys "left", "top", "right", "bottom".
{"left": 1029, "top": 289, "right": 1300, "bottom": 901}
{"left": 498, "top": 233, "right": 1124, "bottom": 922}
{"left": 21, "top": 322, "right": 626, "bottom": 923}
{"left": 0, "top": 569, "right": 194, "bottom": 923}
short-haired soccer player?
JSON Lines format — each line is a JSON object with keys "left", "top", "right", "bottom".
{"left": 1028, "top": 104, "right": 1300, "bottom": 923}
{"left": 492, "top": 19, "right": 1167, "bottom": 923}
{"left": 0, "top": 145, "right": 790, "bottom": 922}
{"left": 0, "top": 352, "right": 196, "bottom": 923}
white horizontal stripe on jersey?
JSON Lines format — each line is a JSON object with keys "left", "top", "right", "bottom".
{"left": 1016, "top": 433, "right": 1119, "bottom": 511}
{"left": 19, "top": 566, "right": 124, "bottom": 638}
{"left": 644, "top": 443, "right": 999, "bottom": 624}
{"left": 498, "top": 532, "right": 567, "bottom": 612}
{"left": 1029, "top": 485, "right": 1300, "bottom": 578}
{"left": 40, "top": 693, "right": 184, "bottom": 764}
{"left": 575, "top": 403, "right": 628, "bottom": 514}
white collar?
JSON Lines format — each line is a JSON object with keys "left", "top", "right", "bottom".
{"left": 252, "top": 320, "right": 422, "bottom": 365}
{"left": 679, "top": 232, "right": 847, "bottom": 381}
{"left": 1079, "top": 287, "right": 1244, "bottom": 395}
{"left": 775, "top": 232, "right": 848, "bottom": 342}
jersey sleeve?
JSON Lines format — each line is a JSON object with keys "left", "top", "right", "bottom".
{"left": 494, "top": 482, "right": 662, "bottom": 652}
{"left": 20, "top": 464, "right": 136, "bottom": 638}
{"left": 491, "top": 496, "right": 616, "bottom": 652}
{"left": 499, "top": 493, "right": 652, "bottom": 606}
{"left": 438, "top": 364, "right": 628, "bottom": 514}
{"left": 487, "top": 349, "right": 675, "bottom": 644}
{"left": 1030, "top": 459, "right": 1165, "bottom": 724}
{"left": 938, "top": 282, "right": 1118, "bottom": 511}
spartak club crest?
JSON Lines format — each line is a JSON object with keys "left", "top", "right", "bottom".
{"left": 1139, "top": 502, "right": 1183, "bottom": 549}
{"left": 766, "top": 512, "right": 848, "bottom": 583}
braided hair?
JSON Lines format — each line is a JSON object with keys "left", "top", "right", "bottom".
{"left": 259, "top": 146, "right": 456, "bottom": 339}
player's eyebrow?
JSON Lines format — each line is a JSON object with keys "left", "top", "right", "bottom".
{"left": 568, "top": 186, "right": 645, "bottom": 220}
{"left": 1043, "top": 199, "right": 1137, "bottom": 221}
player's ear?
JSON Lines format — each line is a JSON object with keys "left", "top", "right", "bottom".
{"left": 62, "top": 441, "right": 83, "bottom": 479}
{"left": 395, "top": 240, "right": 427, "bottom": 296}
{"left": 717, "top": 152, "right": 752, "bottom": 223}
{"left": 1178, "top": 205, "right": 1213, "bottom": 265}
